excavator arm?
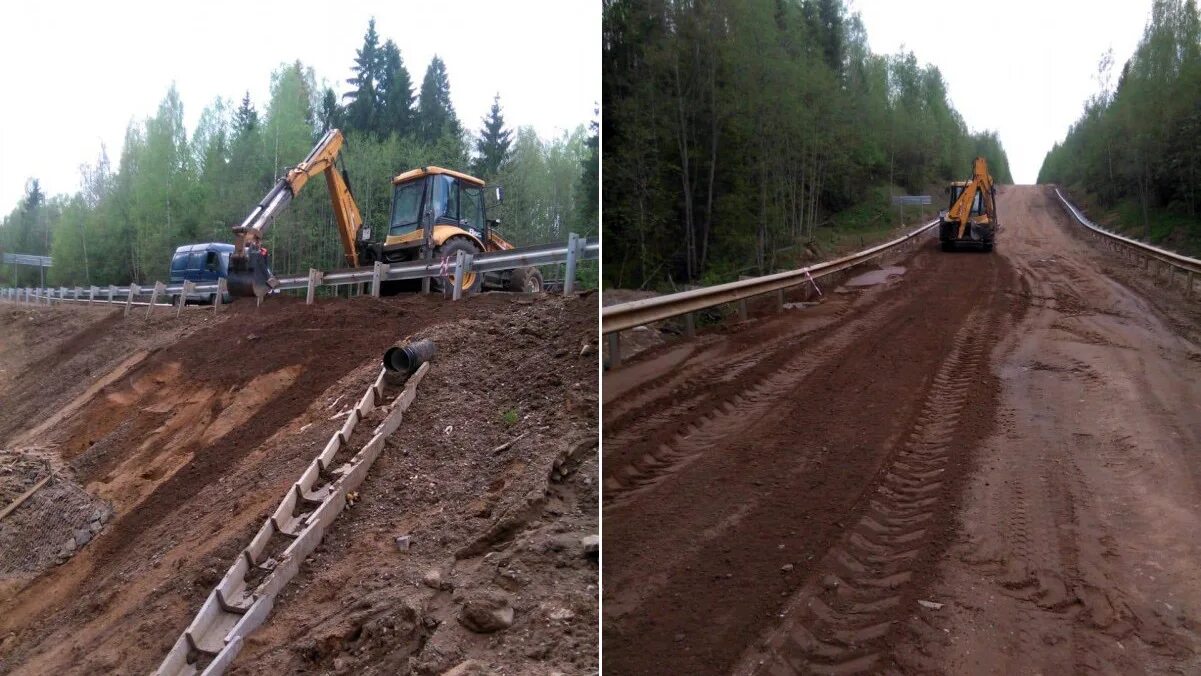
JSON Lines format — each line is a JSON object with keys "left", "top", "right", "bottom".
{"left": 228, "top": 129, "right": 363, "bottom": 297}
{"left": 946, "top": 157, "right": 997, "bottom": 239}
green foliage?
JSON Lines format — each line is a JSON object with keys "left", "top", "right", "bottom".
{"left": 473, "top": 94, "right": 513, "bottom": 178}
{"left": 500, "top": 408, "right": 519, "bottom": 427}
{"left": 0, "top": 25, "right": 590, "bottom": 289}
{"left": 602, "top": 0, "right": 1012, "bottom": 289}
{"left": 417, "top": 56, "right": 462, "bottom": 145}
{"left": 1039, "top": 0, "right": 1201, "bottom": 246}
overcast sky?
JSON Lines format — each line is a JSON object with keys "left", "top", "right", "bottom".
{"left": 0, "top": 0, "right": 599, "bottom": 213}
{"left": 850, "top": 0, "right": 1151, "bottom": 184}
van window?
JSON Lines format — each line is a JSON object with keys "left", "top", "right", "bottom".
{"left": 171, "top": 254, "right": 189, "bottom": 271}
{"left": 188, "top": 252, "right": 205, "bottom": 269}
{"left": 205, "top": 251, "right": 220, "bottom": 273}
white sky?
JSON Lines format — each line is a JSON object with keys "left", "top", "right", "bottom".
{"left": 850, "top": 0, "right": 1151, "bottom": 184}
{"left": 0, "top": 0, "right": 599, "bottom": 213}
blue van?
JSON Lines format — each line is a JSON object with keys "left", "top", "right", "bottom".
{"left": 169, "top": 243, "right": 234, "bottom": 304}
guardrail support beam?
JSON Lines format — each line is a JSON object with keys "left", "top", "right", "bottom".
{"left": 607, "top": 332, "right": 622, "bottom": 370}
{"left": 305, "top": 269, "right": 321, "bottom": 305}
{"left": 684, "top": 312, "right": 695, "bottom": 338}
{"left": 452, "top": 251, "right": 473, "bottom": 301}
{"left": 125, "top": 284, "right": 139, "bottom": 317}
{"left": 564, "top": 232, "right": 579, "bottom": 296}
{"left": 146, "top": 281, "right": 164, "bottom": 318}
{"left": 371, "top": 262, "right": 384, "bottom": 298}
{"left": 176, "top": 281, "right": 194, "bottom": 318}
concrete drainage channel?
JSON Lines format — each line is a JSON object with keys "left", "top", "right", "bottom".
{"left": 155, "top": 341, "right": 435, "bottom": 676}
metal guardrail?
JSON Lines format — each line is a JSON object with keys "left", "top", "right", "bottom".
{"left": 1054, "top": 189, "right": 1201, "bottom": 292}
{"left": 0, "top": 235, "right": 598, "bottom": 311}
{"left": 601, "top": 219, "right": 938, "bottom": 367}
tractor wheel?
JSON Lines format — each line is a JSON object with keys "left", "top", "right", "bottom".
{"left": 508, "top": 267, "right": 543, "bottom": 293}
{"left": 433, "top": 238, "right": 482, "bottom": 295}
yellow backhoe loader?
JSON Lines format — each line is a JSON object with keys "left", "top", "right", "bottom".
{"left": 938, "top": 156, "right": 999, "bottom": 252}
{"left": 226, "top": 129, "right": 541, "bottom": 298}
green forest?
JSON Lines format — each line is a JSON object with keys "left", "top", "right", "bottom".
{"left": 1039, "top": 0, "right": 1201, "bottom": 254}
{"left": 603, "top": 0, "right": 1012, "bottom": 289}
{"left": 0, "top": 19, "right": 598, "bottom": 288}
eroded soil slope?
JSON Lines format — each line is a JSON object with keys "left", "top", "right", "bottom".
{"left": 0, "top": 291, "right": 597, "bottom": 675}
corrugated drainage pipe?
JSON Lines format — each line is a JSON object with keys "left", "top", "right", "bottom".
{"left": 384, "top": 339, "right": 437, "bottom": 374}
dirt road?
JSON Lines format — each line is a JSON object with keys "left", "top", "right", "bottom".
{"left": 601, "top": 185, "right": 1201, "bottom": 674}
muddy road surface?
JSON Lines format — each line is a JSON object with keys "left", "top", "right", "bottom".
{"left": 601, "top": 185, "right": 1201, "bottom": 674}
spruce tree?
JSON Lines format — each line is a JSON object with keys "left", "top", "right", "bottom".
{"left": 319, "top": 87, "right": 343, "bottom": 133}
{"left": 344, "top": 18, "right": 382, "bottom": 134}
{"left": 377, "top": 39, "right": 416, "bottom": 138}
{"left": 417, "top": 55, "right": 462, "bottom": 144}
{"left": 474, "top": 93, "right": 512, "bottom": 177}
{"left": 233, "top": 92, "right": 258, "bottom": 136}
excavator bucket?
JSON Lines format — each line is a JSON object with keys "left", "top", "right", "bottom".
{"left": 226, "top": 250, "right": 273, "bottom": 298}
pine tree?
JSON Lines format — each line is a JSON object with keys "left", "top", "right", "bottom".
{"left": 377, "top": 39, "right": 416, "bottom": 138}
{"left": 344, "top": 18, "right": 382, "bottom": 134}
{"left": 417, "top": 55, "right": 461, "bottom": 144}
{"left": 473, "top": 94, "right": 512, "bottom": 177}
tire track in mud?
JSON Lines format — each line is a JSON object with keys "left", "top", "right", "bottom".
{"left": 604, "top": 244, "right": 1018, "bottom": 676}
{"left": 602, "top": 302, "right": 858, "bottom": 432}
{"left": 734, "top": 302, "right": 998, "bottom": 675}
{"left": 603, "top": 296, "right": 902, "bottom": 508}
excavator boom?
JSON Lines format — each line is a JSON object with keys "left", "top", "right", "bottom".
{"left": 227, "top": 129, "right": 363, "bottom": 297}
{"left": 938, "top": 156, "right": 999, "bottom": 252}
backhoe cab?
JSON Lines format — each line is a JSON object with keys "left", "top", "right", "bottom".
{"left": 939, "top": 156, "right": 998, "bottom": 252}
{"left": 359, "top": 167, "right": 543, "bottom": 294}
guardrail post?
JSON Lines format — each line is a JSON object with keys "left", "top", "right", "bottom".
{"left": 107, "top": 285, "right": 116, "bottom": 304}
{"left": 775, "top": 289, "right": 785, "bottom": 313}
{"left": 452, "top": 251, "right": 470, "bottom": 301}
{"left": 125, "top": 284, "right": 139, "bottom": 317}
{"left": 146, "top": 281, "right": 164, "bottom": 318}
{"left": 607, "top": 332, "right": 622, "bottom": 370}
{"left": 74, "top": 286, "right": 82, "bottom": 302}
{"left": 738, "top": 299, "right": 749, "bottom": 322}
{"left": 176, "top": 281, "right": 194, "bottom": 318}
{"left": 685, "top": 312, "right": 696, "bottom": 338}
{"left": 88, "top": 286, "right": 97, "bottom": 304}
{"left": 564, "top": 232, "right": 580, "bottom": 296}
{"left": 371, "top": 261, "right": 383, "bottom": 298}
{"left": 305, "top": 268, "right": 321, "bottom": 305}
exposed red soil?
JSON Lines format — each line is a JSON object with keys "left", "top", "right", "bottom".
{"left": 0, "top": 290, "right": 597, "bottom": 675}
{"left": 602, "top": 186, "right": 1201, "bottom": 674}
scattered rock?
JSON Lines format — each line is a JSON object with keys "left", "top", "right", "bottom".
{"left": 781, "top": 563, "right": 794, "bottom": 573}
{"left": 61, "top": 536, "right": 77, "bottom": 555}
{"left": 821, "top": 574, "right": 840, "bottom": 589}
{"left": 88, "top": 520, "right": 103, "bottom": 535}
{"left": 422, "top": 569, "right": 443, "bottom": 590}
{"left": 458, "top": 591, "right": 515, "bottom": 633}
{"left": 74, "top": 528, "right": 92, "bottom": 547}
{"left": 547, "top": 607, "right": 575, "bottom": 622}
{"left": 332, "top": 655, "right": 349, "bottom": 673}
{"left": 581, "top": 534, "right": 599, "bottom": 557}
{"left": 395, "top": 534, "right": 412, "bottom": 552}
{"left": 918, "top": 599, "right": 944, "bottom": 610}
{"left": 579, "top": 341, "right": 594, "bottom": 357}
{"left": 442, "top": 659, "right": 491, "bottom": 676}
